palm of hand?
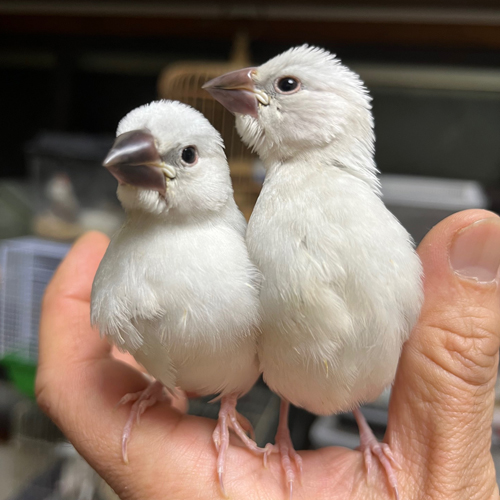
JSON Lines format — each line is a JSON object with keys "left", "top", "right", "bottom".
{"left": 36, "top": 209, "right": 500, "bottom": 500}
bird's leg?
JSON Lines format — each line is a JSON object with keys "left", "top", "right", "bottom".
{"left": 272, "top": 399, "right": 303, "bottom": 500}
{"left": 212, "top": 394, "right": 274, "bottom": 497}
{"left": 118, "top": 380, "right": 170, "bottom": 464}
{"left": 353, "top": 407, "right": 400, "bottom": 500}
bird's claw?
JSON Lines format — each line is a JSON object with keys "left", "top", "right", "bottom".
{"left": 122, "top": 434, "right": 129, "bottom": 465}
{"left": 213, "top": 424, "right": 221, "bottom": 453}
{"left": 118, "top": 381, "right": 168, "bottom": 463}
{"left": 262, "top": 443, "right": 276, "bottom": 468}
{"left": 381, "top": 443, "right": 401, "bottom": 470}
{"left": 116, "top": 392, "right": 140, "bottom": 408}
{"left": 213, "top": 395, "right": 272, "bottom": 497}
{"left": 354, "top": 408, "right": 400, "bottom": 500}
{"left": 218, "top": 470, "right": 227, "bottom": 498}
{"left": 294, "top": 452, "right": 303, "bottom": 485}
{"left": 271, "top": 401, "right": 303, "bottom": 499}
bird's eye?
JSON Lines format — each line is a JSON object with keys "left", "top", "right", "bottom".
{"left": 275, "top": 77, "right": 301, "bottom": 94}
{"left": 181, "top": 146, "right": 198, "bottom": 165}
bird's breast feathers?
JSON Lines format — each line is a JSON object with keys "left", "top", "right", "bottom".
{"left": 247, "top": 166, "right": 422, "bottom": 345}
{"left": 248, "top": 167, "right": 423, "bottom": 413}
{"left": 91, "top": 221, "right": 261, "bottom": 355}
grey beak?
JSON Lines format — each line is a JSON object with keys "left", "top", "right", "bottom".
{"left": 103, "top": 129, "right": 168, "bottom": 195}
{"left": 202, "top": 67, "right": 260, "bottom": 118}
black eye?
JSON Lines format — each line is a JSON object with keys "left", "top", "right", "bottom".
{"left": 181, "top": 146, "right": 198, "bottom": 165}
{"left": 275, "top": 77, "right": 300, "bottom": 94}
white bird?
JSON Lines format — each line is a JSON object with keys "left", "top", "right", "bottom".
{"left": 90, "top": 100, "right": 265, "bottom": 494}
{"left": 204, "top": 45, "right": 423, "bottom": 499}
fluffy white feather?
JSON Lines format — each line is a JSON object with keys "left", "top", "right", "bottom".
{"left": 238, "top": 45, "right": 423, "bottom": 415}
{"left": 91, "top": 100, "right": 261, "bottom": 397}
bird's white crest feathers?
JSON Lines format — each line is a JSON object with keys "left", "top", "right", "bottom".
{"left": 236, "top": 45, "right": 380, "bottom": 192}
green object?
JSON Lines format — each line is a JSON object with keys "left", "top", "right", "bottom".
{"left": 0, "top": 353, "right": 37, "bottom": 399}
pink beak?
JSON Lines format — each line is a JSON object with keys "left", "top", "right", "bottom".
{"left": 202, "top": 67, "right": 259, "bottom": 118}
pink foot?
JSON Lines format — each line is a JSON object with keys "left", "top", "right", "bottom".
{"left": 118, "top": 380, "right": 169, "bottom": 463}
{"left": 212, "top": 394, "right": 273, "bottom": 497}
{"left": 353, "top": 408, "right": 400, "bottom": 500}
{"left": 272, "top": 400, "right": 303, "bottom": 500}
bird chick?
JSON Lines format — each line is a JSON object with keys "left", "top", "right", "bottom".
{"left": 90, "top": 100, "right": 264, "bottom": 495}
{"left": 204, "top": 46, "right": 423, "bottom": 500}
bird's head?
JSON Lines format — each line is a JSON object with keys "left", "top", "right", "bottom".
{"left": 203, "top": 45, "right": 374, "bottom": 166}
{"left": 104, "top": 100, "right": 231, "bottom": 218}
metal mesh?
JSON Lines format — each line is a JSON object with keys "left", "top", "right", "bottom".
{"left": 0, "top": 238, "right": 70, "bottom": 361}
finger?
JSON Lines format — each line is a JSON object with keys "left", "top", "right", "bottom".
{"left": 36, "top": 231, "right": 114, "bottom": 440}
{"left": 389, "top": 209, "right": 500, "bottom": 497}
{"left": 38, "top": 231, "right": 111, "bottom": 371}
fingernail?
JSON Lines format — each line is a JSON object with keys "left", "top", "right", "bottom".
{"left": 450, "top": 218, "right": 500, "bottom": 283}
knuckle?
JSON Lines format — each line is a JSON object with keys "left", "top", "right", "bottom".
{"left": 35, "top": 378, "right": 51, "bottom": 416}
{"left": 35, "top": 370, "right": 59, "bottom": 420}
{"left": 421, "top": 304, "right": 500, "bottom": 388}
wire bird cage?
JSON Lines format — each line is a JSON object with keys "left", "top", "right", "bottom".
{"left": 158, "top": 34, "right": 263, "bottom": 220}
{"left": 0, "top": 238, "right": 70, "bottom": 363}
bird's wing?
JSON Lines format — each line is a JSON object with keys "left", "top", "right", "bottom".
{"left": 90, "top": 231, "right": 167, "bottom": 354}
{"left": 91, "top": 272, "right": 178, "bottom": 389}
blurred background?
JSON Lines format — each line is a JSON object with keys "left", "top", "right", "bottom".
{"left": 1, "top": 1, "right": 500, "bottom": 498}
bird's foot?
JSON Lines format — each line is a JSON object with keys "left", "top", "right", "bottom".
{"left": 271, "top": 432, "right": 303, "bottom": 500}
{"left": 213, "top": 394, "right": 273, "bottom": 497}
{"left": 118, "top": 380, "right": 169, "bottom": 464}
{"left": 353, "top": 408, "right": 400, "bottom": 500}
{"left": 272, "top": 400, "right": 303, "bottom": 500}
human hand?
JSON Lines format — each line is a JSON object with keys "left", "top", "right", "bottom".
{"left": 36, "top": 209, "right": 500, "bottom": 499}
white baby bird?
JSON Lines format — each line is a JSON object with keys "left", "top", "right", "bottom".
{"left": 204, "top": 46, "right": 423, "bottom": 499}
{"left": 90, "top": 100, "right": 264, "bottom": 494}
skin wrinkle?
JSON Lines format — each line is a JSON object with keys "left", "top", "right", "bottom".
{"left": 74, "top": 368, "right": 182, "bottom": 496}
{"left": 420, "top": 405, "right": 494, "bottom": 499}
{"left": 446, "top": 346, "right": 492, "bottom": 373}
{"left": 426, "top": 432, "right": 463, "bottom": 472}
{"left": 467, "top": 449, "right": 495, "bottom": 497}
{"left": 406, "top": 350, "right": 466, "bottom": 406}
{"left": 426, "top": 300, "right": 500, "bottom": 337}
{"left": 34, "top": 376, "right": 60, "bottom": 426}
{"left": 416, "top": 392, "right": 492, "bottom": 448}
{"left": 449, "top": 329, "right": 500, "bottom": 367}
{"left": 394, "top": 352, "right": 495, "bottom": 500}
{"left": 67, "top": 437, "right": 134, "bottom": 500}
{"left": 439, "top": 311, "right": 500, "bottom": 358}
{"left": 401, "top": 347, "right": 442, "bottom": 406}
{"left": 113, "top": 424, "right": 200, "bottom": 500}
{"left": 397, "top": 420, "right": 429, "bottom": 474}
{"left": 46, "top": 291, "right": 93, "bottom": 308}
{"left": 425, "top": 449, "right": 481, "bottom": 500}
{"left": 415, "top": 333, "right": 498, "bottom": 390}
{"left": 430, "top": 464, "right": 497, "bottom": 500}
{"left": 408, "top": 402, "right": 498, "bottom": 499}
{"left": 168, "top": 426, "right": 211, "bottom": 469}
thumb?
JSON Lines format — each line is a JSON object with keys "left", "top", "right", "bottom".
{"left": 389, "top": 209, "right": 500, "bottom": 500}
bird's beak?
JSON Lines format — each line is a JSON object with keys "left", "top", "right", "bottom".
{"left": 202, "top": 67, "right": 269, "bottom": 118}
{"left": 103, "top": 129, "right": 176, "bottom": 195}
